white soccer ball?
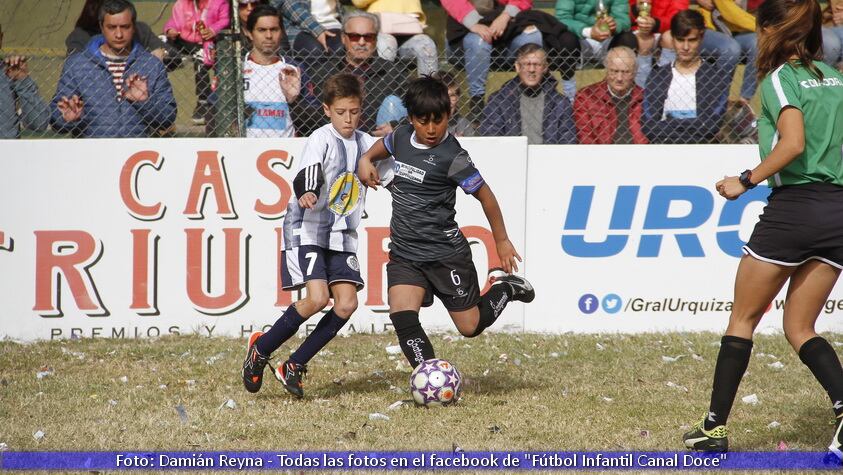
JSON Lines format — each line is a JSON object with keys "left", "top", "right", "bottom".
{"left": 409, "top": 358, "right": 462, "bottom": 407}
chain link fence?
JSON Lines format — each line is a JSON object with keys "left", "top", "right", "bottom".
{"left": 2, "top": 38, "right": 759, "bottom": 143}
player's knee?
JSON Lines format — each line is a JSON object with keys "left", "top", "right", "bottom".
{"left": 303, "top": 290, "right": 330, "bottom": 313}
{"left": 783, "top": 322, "right": 815, "bottom": 350}
{"left": 333, "top": 298, "right": 358, "bottom": 319}
{"left": 728, "top": 310, "right": 763, "bottom": 327}
{"left": 455, "top": 321, "right": 477, "bottom": 338}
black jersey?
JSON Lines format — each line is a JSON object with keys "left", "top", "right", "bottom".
{"left": 383, "top": 124, "right": 485, "bottom": 261}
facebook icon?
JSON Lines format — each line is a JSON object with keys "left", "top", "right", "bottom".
{"left": 578, "top": 294, "right": 598, "bottom": 314}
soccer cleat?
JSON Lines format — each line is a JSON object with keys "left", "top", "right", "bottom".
{"left": 827, "top": 415, "right": 843, "bottom": 464}
{"left": 242, "top": 331, "right": 270, "bottom": 393}
{"left": 493, "top": 274, "right": 535, "bottom": 303}
{"left": 275, "top": 360, "right": 307, "bottom": 398}
{"left": 683, "top": 416, "right": 728, "bottom": 452}
{"left": 487, "top": 267, "right": 507, "bottom": 284}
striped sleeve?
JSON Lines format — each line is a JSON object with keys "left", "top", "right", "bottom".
{"left": 293, "top": 129, "right": 329, "bottom": 198}
{"left": 762, "top": 64, "right": 803, "bottom": 121}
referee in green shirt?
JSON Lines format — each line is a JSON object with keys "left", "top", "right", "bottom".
{"left": 683, "top": 0, "right": 843, "bottom": 459}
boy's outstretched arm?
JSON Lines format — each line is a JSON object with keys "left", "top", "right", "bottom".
{"left": 358, "top": 138, "right": 391, "bottom": 189}
{"left": 474, "top": 183, "right": 521, "bottom": 273}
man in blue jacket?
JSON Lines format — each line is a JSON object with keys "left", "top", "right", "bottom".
{"left": 51, "top": 0, "right": 176, "bottom": 138}
{"left": 642, "top": 10, "right": 731, "bottom": 144}
{"left": 0, "top": 23, "right": 49, "bottom": 138}
{"left": 480, "top": 44, "right": 576, "bottom": 144}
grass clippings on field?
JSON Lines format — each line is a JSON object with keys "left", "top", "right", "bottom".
{"left": 0, "top": 331, "right": 839, "bottom": 459}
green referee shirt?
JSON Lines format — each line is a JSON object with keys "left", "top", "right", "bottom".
{"left": 758, "top": 60, "right": 843, "bottom": 187}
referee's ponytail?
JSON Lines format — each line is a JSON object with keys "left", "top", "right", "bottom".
{"left": 756, "top": 0, "right": 824, "bottom": 81}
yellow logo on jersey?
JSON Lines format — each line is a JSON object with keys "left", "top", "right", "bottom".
{"left": 327, "top": 172, "right": 362, "bottom": 217}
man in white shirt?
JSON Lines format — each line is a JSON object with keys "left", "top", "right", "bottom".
{"left": 642, "top": 10, "right": 731, "bottom": 144}
{"left": 243, "top": 5, "right": 312, "bottom": 137}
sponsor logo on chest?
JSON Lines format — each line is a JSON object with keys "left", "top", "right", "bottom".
{"left": 394, "top": 161, "right": 426, "bottom": 184}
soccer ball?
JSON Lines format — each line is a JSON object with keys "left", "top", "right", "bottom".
{"left": 410, "top": 358, "right": 462, "bottom": 407}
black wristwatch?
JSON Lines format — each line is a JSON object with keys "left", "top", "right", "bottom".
{"left": 739, "top": 169, "right": 756, "bottom": 189}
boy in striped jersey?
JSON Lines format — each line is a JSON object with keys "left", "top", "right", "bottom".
{"left": 242, "top": 73, "right": 392, "bottom": 397}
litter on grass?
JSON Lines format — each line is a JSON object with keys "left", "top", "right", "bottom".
{"left": 741, "top": 394, "right": 760, "bottom": 405}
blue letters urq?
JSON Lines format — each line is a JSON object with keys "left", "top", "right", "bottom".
{"left": 562, "top": 186, "right": 771, "bottom": 258}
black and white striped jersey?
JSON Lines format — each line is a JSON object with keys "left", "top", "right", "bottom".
{"left": 281, "top": 123, "right": 390, "bottom": 252}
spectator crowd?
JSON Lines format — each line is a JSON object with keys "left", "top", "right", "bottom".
{"left": 2, "top": 0, "right": 839, "bottom": 142}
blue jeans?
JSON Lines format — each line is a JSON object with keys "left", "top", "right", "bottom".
{"left": 447, "top": 30, "right": 543, "bottom": 98}
{"left": 733, "top": 32, "right": 758, "bottom": 99}
{"left": 823, "top": 27, "right": 843, "bottom": 66}
{"left": 378, "top": 33, "right": 439, "bottom": 76}
{"left": 636, "top": 53, "right": 653, "bottom": 89}
{"left": 700, "top": 30, "right": 740, "bottom": 81}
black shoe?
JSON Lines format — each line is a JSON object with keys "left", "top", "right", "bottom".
{"left": 683, "top": 415, "right": 728, "bottom": 452}
{"left": 275, "top": 360, "right": 307, "bottom": 398}
{"left": 494, "top": 274, "right": 535, "bottom": 303}
{"left": 487, "top": 267, "right": 507, "bottom": 284}
{"left": 242, "top": 331, "right": 270, "bottom": 393}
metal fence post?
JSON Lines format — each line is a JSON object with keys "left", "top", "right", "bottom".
{"left": 213, "top": 28, "right": 243, "bottom": 137}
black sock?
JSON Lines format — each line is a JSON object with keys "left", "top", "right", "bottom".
{"left": 256, "top": 305, "right": 306, "bottom": 356}
{"left": 705, "top": 335, "right": 753, "bottom": 431}
{"left": 469, "top": 283, "right": 513, "bottom": 337}
{"left": 799, "top": 336, "right": 843, "bottom": 418}
{"left": 390, "top": 310, "right": 434, "bottom": 368}
{"left": 289, "top": 309, "right": 348, "bottom": 365}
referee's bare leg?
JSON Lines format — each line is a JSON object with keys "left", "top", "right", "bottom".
{"left": 725, "top": 255, "right": 794, "bottom": 338}
{"left": 782, "top": 260, "right": 841, "bottom": 351}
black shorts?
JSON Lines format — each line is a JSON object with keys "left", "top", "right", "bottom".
{"left": 281, "top": 245, "right": 364, "bottom": 291}
{"left": 744, "top": 183, "right": 843, "bottom": 269}
{"left": 386, "top": 250, "right": 481, "bottom": 311}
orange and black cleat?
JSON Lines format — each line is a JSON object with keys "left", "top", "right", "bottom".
{"left": 242, "top": 331, "right": 270, "bottom": 393}
{"left": 275, "top": 360, "right": 307, "bottom": 398}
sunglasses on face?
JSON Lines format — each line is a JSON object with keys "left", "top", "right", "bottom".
{"left": 344, "top": 32, "right": 377, "bottom": 42}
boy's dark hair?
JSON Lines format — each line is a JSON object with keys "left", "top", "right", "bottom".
{"left": 403, "top": 75, "right": 450, "bottom": 119}
{"left": 98, "top": 0, "right": 136, "bottom": 25}
{"left": 246, "top": 4, "right": 280, "bottom": 32}
{"left": 322, "top": 73, "right": 363, "bottom": 105}
{"left": 670, "top": 9, "right": 705, "bottom": 39}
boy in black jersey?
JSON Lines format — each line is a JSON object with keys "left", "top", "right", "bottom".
{"left": 357, "top": 75, "right": 535, "bottom": 368}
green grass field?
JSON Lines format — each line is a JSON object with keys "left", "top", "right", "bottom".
{"left": 1, "top": 330, "right": 840, "bottom": 459}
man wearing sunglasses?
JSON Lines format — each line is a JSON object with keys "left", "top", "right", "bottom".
{"left": 310, "top": 11, "right": 410, "bottom": 135}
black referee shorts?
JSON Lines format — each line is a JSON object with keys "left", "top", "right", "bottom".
{"left": 386, "top": 250, "right": 481, "bottom": 311}
{"left": 744, "top": 183, "right": 843, "bottom": 269}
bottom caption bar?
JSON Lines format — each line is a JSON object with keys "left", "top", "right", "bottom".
{"left": 1, "top": 451, "right": 841, "bottom": 470}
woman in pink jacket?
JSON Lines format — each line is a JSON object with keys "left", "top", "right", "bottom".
{"left": 164, "top": 0, "right": 230, "bottom": 124}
